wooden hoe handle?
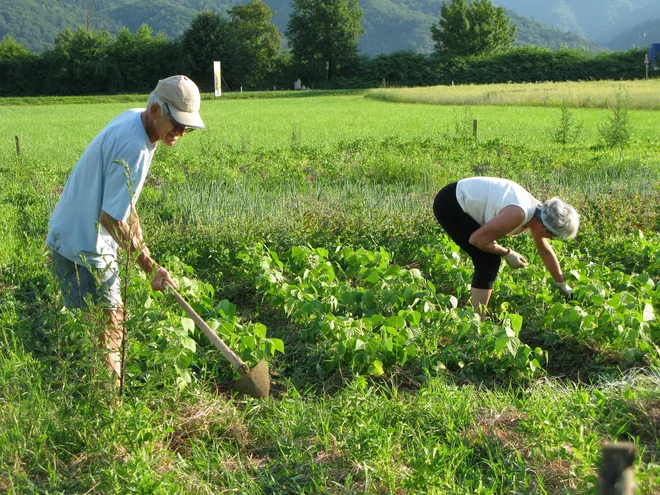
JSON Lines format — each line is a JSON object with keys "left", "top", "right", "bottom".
{"left": 165, "top": 282, "right": 250, "bottom": 376}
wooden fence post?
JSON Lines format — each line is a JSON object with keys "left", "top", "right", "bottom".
{"left": 15, "top": 135, "right": 20, "bottom": 155}
{"left": 473, "top": 119, "right": 478, "bottom": 139}
{"left": 598, "top": 442, "right": 636, "bottom": 495}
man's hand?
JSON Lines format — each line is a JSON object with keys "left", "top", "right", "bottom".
{"left": 151, "top": 266, "right": 176, "bottom": 292}
{"left": 503, "top": 249, "right": 529, "bottom": 269}
{"left": 556, "top": 281, "right": 574, "bottom": 301}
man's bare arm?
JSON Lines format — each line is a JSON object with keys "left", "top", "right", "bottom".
{"left": 99, "top": 209, "right": 155, "bottom": 274}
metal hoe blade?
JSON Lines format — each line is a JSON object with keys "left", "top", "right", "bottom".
{"left": 231, "top": 359, "right": 270, "bottom": 398}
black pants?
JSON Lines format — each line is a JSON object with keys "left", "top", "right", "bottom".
{"left": 433, "top": 182, "right": 501, "bottom": 290}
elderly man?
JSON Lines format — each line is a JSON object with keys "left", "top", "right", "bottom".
{"left": 47, "top": 75, "right": 205, "bottom": 385}
{"left": 433, "top": 176, "right": 579, "bottom": 321}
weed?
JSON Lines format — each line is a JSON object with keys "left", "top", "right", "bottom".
{"left": 452, "top": 106, "right": 477, "bottom": 144}
{"left": 598, "top": 86, "right": 633, "bottom": 148}
{"left": 552, "top": 101, "right": 583, "bottom": 144}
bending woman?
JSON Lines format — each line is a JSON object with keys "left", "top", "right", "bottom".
{"left": 433, "top": 177, "right": 579, "bottom": 320}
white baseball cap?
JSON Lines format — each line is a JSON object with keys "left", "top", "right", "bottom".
{"left": 153, "top": 75, "right": 205, "bottom": 129}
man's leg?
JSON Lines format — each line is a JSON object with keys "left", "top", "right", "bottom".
{"left": 103, "top": 308, "right": 123, "bottom": 387}
{"left": 50, "top": 250, "right": 123, "bottom": 386}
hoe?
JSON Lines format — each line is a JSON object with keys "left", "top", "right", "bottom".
{"left": 165, "top": 282, "right": 270, "bottom": 398}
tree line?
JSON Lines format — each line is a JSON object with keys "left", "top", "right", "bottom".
{"left": 0, "top": 0, "right": 651, "bottom": 97}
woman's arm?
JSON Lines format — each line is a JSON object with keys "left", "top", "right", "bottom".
{"left": 469, "top": 205, "right": 526, "bottom": 255}
{"left": 531, "top": 232, "right": 564, "bottom": 283}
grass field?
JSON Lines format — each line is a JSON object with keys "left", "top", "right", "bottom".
{"left": 1, "top": 83, "right": 659, "bottom": 494}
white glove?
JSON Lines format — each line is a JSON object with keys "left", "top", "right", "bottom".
{"left": 503, "top": 249, "right": 529, "bottom": 269}
{"left": 556, "top": 281, "right": 574, "bottom": 301}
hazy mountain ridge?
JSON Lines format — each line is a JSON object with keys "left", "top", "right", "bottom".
{"left": 492, "top": 0, "right": 660, "bottom": 47}
{"left": 504, "top": 9, "right": 601, "bottom": 51}
{"left": 608, "top": 18, "right": 660, "bottom": 50}
{"left": 0, "top": 0, "right": 633, "bottom": 55}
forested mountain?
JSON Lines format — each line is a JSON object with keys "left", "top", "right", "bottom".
{"left": 492, "top": 0, "right": 660, "bottom": 47}
{"left": 0, "top": 0, "right": 243, "bottom": 52}
{"left": 1, "top": 0, "right": 603, "bottom": 55}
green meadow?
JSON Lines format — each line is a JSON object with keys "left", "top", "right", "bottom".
{"left": 1, "top": 82, "right": 659, "bottom": 493}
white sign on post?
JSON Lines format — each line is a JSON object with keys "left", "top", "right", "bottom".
{"left": 213, "top": 61, "right": 222, "bottom": 97}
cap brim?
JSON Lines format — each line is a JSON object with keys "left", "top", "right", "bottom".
{"left": 170, "top": 107, "right": 205, "bottom": 129}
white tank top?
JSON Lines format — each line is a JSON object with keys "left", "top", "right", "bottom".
{"left": 456, "top": 177, "right": 539, "bottom": 236}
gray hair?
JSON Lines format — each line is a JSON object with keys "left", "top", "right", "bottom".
{"left": 146, "top": 92, "right": 169, "bottom": 116}
{"left": 540, "top": 198, "right": 579, "bottom": 239}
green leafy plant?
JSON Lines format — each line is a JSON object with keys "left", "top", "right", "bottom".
{"left": 120, "top": 258, "right": 284, "bottom": 390}
{"left": 241, "top": 243, "right": 543, "bottom": 379}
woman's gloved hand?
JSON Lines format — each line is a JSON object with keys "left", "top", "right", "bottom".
{"left": 503, "top": 249, "right": 529, "bottom": 269}
{"left": 556, "top": 281, "right": 574, "bottom": 301}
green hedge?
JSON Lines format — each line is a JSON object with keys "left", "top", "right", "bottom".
{"left": 0, "top": 44, "right": 650, "bottom": 96}
{"left": 333, "top": 46, "right": 649, "bottom": 89}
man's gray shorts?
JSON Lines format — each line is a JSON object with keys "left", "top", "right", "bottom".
{"left": 50, "top": 249, "right": 121, "bottom": 310}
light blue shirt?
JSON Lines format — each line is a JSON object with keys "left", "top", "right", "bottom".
{"left": 47, "top": 109, "right": 155, "bottom": 268}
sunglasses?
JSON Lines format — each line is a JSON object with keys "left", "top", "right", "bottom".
{"left": 164, "top": 103, "right": 195, "bottom": 134}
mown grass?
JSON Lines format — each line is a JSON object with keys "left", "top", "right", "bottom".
{"left": 367, "top": 79, "right": 660, "bottom": 110}
{"left": 1, "top": 88, "right": 659, "bottom": 493}
{"left": 4, "top": 94, "right": 660, "bottom": 163}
